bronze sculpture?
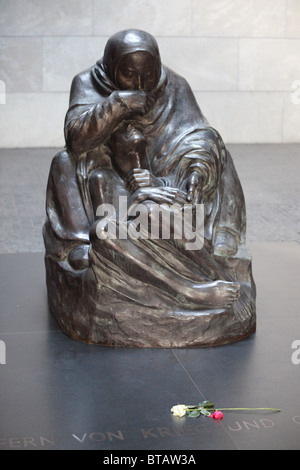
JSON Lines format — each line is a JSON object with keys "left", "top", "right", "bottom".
{"left": 43, "top": 30, "right": 256, "bottom": 347}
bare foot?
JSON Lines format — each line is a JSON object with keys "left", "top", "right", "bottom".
{"left": 193, "top": 280, "right": 240, "bottom": 309}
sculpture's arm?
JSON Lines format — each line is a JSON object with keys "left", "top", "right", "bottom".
{"left": 65, "top": 72, "right": 153, "bottom": 156}
{"left": 180, "top": 127, "right": 227, "bottom": 204}
{"left": 65, "top": 91, "right": 130, "bottom": 156}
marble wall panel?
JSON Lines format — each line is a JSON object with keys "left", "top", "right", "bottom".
{"left": 0, "top": 93, "right": 68, "bottom": 147}
{"left": 239, "top": 39, "right": 300, "bottom": 91}
{"left": 194, "top": 91, "right": 284, "bottom": 143}
{"left": 286, "top": 0, "right": 300, "bottom": 38}
{"left": 0, "top": 37, "right": 43, "bottom": 93}
{"left": 283, "top": 91, "right": 300, "bottom": 142}
{"left": 92, "top": 0, "right": 192, "bottom": 36}
{"left": 0, "top": 0, "right": 93, "bottom": 36}
{"left": 43, "top": 37, "right": 108, "bottom": 92}
{"left": 158, "top": 37, "right": 238, "bottom": 91}
{"left": 191, "top": 0, "right": 286, "bottom": 37}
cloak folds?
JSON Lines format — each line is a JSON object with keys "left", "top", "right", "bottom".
{"left": 43, "top": 29, "right": 256, "bottom": 347}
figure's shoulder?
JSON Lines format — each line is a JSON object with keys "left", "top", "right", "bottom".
{"left": 164, "top": 66, "right": 189, "bottom": 86}
{"left": 163, "top": 66, "right": 193, "bottom": 96}
{"left": 71, "top": 66, "right": 95, "bottom": 90}
{"left": 69, "top": 65, "right": 102, "bottom": 103}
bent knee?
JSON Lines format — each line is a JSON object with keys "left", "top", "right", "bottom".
{"left": 89, "top": 168, "right": 119, "bottom": 187}
{"left": 50, "top": 149, "right": 75, "bottom": 176}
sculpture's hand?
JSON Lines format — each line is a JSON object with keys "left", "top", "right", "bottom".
{"left": 126, "top": 168, "right": 152, "bottom": 192}
{"left": 186, "top": 171, "right": 203, "bottom": 204}
{"left": 130, "top": 186, "right": 187, "bottom": 206}
{"left": 118, "top": 90, "right": 154, "bottom": 115}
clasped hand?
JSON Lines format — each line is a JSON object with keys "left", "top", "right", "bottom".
{"left": 117, "top": 90, "right": 154, "bottom": 115}
{"left": 127, "top": 169, "right": 202, "bottom": 207}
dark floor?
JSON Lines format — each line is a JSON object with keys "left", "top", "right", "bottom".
{"left": 0, "top": 145, "right": 300, "bottom": 451}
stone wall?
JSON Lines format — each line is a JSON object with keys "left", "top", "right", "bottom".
{"left": 0, "top": 0, "right": 299, "bottom": 147}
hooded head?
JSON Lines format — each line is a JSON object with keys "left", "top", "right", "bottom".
{"left": 102, "top": 29, "right": 162, "bottom": 91}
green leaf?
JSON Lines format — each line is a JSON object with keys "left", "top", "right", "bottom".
{"left": 187, "top": 409, "right": 201, "bottom": 418}
{"left": 200, "top": 408, "right": 212, "bottom": 416}
{"left": 198, "top": 401, "right": 214, "bottom": 409}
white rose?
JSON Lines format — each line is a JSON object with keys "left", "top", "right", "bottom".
{"left": 171, "top": 404, "right": 187, "bottom": 417}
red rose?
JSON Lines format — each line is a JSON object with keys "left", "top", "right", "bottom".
{"left": 209, "top": 410, "right": 223, "bottom": 419}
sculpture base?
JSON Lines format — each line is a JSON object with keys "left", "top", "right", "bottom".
{"left": 45, "top": 246, "right": 256, "bottom": 348}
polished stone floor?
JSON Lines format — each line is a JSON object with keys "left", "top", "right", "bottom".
{"left": 0, "top": 145, "right": 300, "bottom": 451}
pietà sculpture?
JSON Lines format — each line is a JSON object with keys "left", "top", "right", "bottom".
{"left": 43, "top": 30, "right": 256, "bottom": 347}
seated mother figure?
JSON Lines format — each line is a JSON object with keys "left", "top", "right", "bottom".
{"left": 43, "top": 30, "right": 256, "bottom": 347}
